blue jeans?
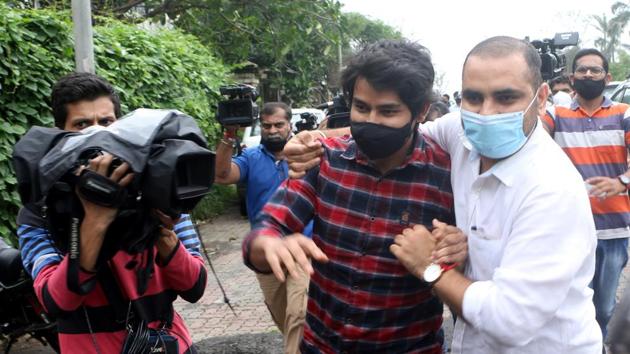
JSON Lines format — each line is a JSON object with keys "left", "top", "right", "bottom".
{"left": 591, "top": 238, "right": 629, "bottom": 339}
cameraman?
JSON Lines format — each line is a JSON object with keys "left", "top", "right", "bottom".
{"left": 17, "top": 72, "right": 206, "bottom": 354}
{"left": 214, "top": 102, "right": 311, "bottom": 354}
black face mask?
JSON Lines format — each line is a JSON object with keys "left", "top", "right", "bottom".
{"left": 573, "top": 78, "right": 606, "bottom": 100}
{"left": 261, "top": 136, "right": 287, "bottom": 153}
{"left": 350, "top": 120, "right": 414, "bottom": 160}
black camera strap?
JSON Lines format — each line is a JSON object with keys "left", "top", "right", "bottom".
{"left": 66, "top": 196, "right": 98, "bottom": 295}
{"left": 135, "top": 246, "right": 155, "bottom": 297}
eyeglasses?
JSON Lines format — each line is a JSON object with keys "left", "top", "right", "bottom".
{"left": 575, "top": 65, "right": 605, "bottom": 76}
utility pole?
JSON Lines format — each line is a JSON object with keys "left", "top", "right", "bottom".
{"left": 71, "top": 0, "right": 95, "bottom": 73}
{"left": 338, "top": 28, "right": 343, "bottom": 75}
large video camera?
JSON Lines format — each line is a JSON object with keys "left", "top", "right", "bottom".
{"left": 530, "top": 32, "right": 579, "bottom": 81}
{"left": 294, "top": 112, "right": 319, "bottom": 132}
{"left": 12, "top": 109, "right": 215, "bottom": 267}
{"left": 217, "top": 84, "right": 259, "bottom": 127}
{"left": 317, "top": 94, "right": 350, "bottom": 129}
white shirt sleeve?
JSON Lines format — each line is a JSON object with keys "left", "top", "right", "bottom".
{"left": 420, "top": 112, "right": 461, "bottom": 155}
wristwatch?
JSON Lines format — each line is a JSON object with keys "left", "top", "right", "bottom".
{"left": 423, "top": 262, "right": 459, "bottom": 284}
{"left": 618, "top": 175, "right": 630, "bottom": 189}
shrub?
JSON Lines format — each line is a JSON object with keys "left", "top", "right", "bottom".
{"left": 0, "top": 5, "right": 229, "bottom": 244}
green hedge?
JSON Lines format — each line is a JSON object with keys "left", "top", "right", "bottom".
{"left": 0, "top": 5, "right": 230, "bottom": 244}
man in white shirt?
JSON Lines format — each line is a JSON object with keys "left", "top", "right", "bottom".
{"left": 284, "top": 36, "right": 602, "bottom": 353}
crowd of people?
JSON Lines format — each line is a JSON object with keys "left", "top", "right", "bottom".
{"left": 12, "top": 34, "right": 630, "bottom": 354}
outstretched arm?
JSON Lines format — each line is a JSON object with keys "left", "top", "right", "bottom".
{"left": 243, "top": 164, "right": 329, "bottom": 281}
{"left": 214, "top": 126, "right": 242, "bottom": 185}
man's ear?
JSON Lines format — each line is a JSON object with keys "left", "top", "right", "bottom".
{"left": 416, "top": 103, "right": 431, "bottom": 124}
{"left": 536, "top": 83, "right": 550, "bottom": 118}
{"left": 605, "top": 72, "right": 613, "bottom": 85}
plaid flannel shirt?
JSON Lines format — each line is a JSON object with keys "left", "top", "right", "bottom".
{"left": 244, "top": 133, "right": 454, "bottom": 353}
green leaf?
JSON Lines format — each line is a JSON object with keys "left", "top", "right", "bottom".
{"left": 24, "top": 81, "right": 37, "bottom": 91}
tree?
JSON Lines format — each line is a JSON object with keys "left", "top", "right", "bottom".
{"left": 592, "top": 13, "right": 624, "bottom": 63}
{"left": 433, "top": 71, "right": 447, "bottom": 95}
{"left": 146, "top": 1, "right": 402, "bottom": 104}
{"left": 10, "top": 0, "right": 404, "bottom": 105}
{"left": 144, "top": 0, "right": 345, "bottom": 105}
{"left": 612, "top": 1, "right": 630, "bottom": 31}
{"left": 611, "top": 1, "right": 630, "bottom": 52}
{"left": 609, "top": 49, "right": 630, "bottom": 80}
{"left": 341, "top": 12, "right": 402, "bottom": 51}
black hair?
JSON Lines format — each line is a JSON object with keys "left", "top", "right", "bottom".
{"left": 51, "top": 72, "right": 121, "bottom": 129}
{"left": 261, "top": 102, "right": 291, "bottom": 121}
{"left": 549, "top": 74, "right": 573, "bottom": 89}
{"left": 429, "top": 101, "right": 450, "bottom": 117}
{"left": 464, "top": 36, "right": 542, "bottom": 91}
{"left": 572, "top": 48, "right": 609, "bottom": 73}
{"left": 442, "top": 93, "right": 450, "bottom": 100}
{"left": 341, "top": 39, "right": 435, "bottom": 118}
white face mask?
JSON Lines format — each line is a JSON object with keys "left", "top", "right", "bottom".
{"left": 552, "top": 91, "right": 572, "bottom": 107}
{"left": 460, "top": 89, "right": 538, "bottom": 159}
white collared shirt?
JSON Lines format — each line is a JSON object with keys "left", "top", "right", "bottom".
{"left": 422, "top": 113, "right": 602, "bottom": 353}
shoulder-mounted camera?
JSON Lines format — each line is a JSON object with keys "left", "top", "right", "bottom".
{"left": 530, "top": 32, "right": 579, "bottom": 81}
{"left": 12, "top": 109, "right": 215, "bottom": 262}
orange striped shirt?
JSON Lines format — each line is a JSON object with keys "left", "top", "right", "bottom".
{"left": 544, "top": 97, "right": 630, "bottom": 239}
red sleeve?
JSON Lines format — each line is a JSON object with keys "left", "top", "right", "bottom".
{"left": 542, "top": 110, "right": 555, "bottom": 134}
{"left": 242, "top": 160, "right": 320, "bottom": 272}
{"left": 158, "top": 242, "right": 207, "bottom": 303}
{"left": 34, "top": 257, "right": 97, "bottom": 314}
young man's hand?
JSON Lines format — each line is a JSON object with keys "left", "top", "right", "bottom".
{"left": 284, "top": 131, "right": 325, "bottom": 179}
{"left": 78, "top": 153, "right": 134, "bottom": 228}
{"left": 252, "top": 233, "right": 328, "bottom": 282}
{"left": 390, "top": 219, "right": 468, "bottom": 280}
{"left": 76, "top": 153, "right": 134, "bottom": 271}
{"left": 586, "top": 176, "right": 627, "bottom": 199}
{"left": 390, "top": 225, "right": 435, "bottom": 279}
{"left": 431, "top": 219, "right": 467, "bottom": 265}
{"left": 154, "top": 209, "right": 181, "bottom": 262}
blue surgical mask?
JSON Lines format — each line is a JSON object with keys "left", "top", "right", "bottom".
{"left": 460, "top": 91, "right": 538, "bottom": 159}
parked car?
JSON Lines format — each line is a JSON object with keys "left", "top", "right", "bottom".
{"left": 605, "top": 81, "right": 622, "bottom": 99}
{"left": 610, "top": 80, "right": 630, "bottom": 104}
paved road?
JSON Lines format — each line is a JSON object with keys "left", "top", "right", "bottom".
{"left": 12, "top": 203, "right": 630, "bottom": 353}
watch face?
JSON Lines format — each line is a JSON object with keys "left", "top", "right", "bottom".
{"left": 423, "top": 263, "right": 442, "bottom": 283}
{"left": 621, "top": 175, "right": 630, "bottom": 185}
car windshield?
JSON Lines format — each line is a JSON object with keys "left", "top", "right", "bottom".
{"left": 605, "top": 84, "right": 619, "bottom": 98}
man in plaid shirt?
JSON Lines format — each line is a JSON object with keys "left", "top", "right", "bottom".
{"left": 243, "top": 40, "right": 465, "bottom": 353}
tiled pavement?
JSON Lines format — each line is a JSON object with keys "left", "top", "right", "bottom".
{"left": 12, "top": 204, "right": 630, "bottom": 352}
{"left": 173, "top": 209, "right": 277, "bottom": 340}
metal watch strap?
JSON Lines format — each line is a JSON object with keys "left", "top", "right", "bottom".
{"left": 618, "top": 175, "right": 630, "bottom": 189}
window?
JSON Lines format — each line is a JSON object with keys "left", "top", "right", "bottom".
{"left": 612, "top": 88, "right": 626, "bottom": 103}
